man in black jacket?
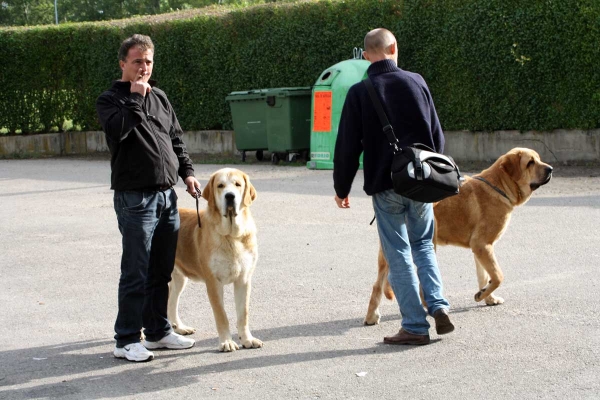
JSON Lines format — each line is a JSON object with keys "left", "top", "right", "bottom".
{"left": 97, "top": 34, "right": 201, "bottom": 362}
{"left": 334, "top": 28, "right": 454, "bottom": 345}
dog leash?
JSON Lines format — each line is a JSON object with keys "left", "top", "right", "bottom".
{"left": 473, "top": 176, "right": 510, "bottom": 201}
{"left": 195, "top": 187, "right": 202, "bottom": 228}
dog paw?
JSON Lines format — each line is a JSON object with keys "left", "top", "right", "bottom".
{"left": 485, "top": 295, "right": 505, "bottom": 306}
{"left": 174, "top": 325, "right": 196, "bottom": 335}
{"left": 241, "top": 337, "right": 263, "bottom": 349}
{"left": 219, "top": 339, "right": 239, "bottom": 352}
{"left": 363, "top": 311, "right": 381, "bottom": 326}
{"left": 474, "top": 289, "right": 487, "bottom": 302}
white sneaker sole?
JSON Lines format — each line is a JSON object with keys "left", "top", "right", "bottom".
{"left": 144, "top": 341, "right": 194, "bottom": 350}
{"left": 113, "top": 349, "right": 154, "bottom": 362}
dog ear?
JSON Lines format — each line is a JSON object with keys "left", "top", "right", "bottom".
{"left": 243, "top": 173, "right": 257, "bottom": 207}
{"left": 202, "top": 174, "right": 215, "bottom": 209}
{"left": 500, "top": 151, "right": 523, "bottom": 181}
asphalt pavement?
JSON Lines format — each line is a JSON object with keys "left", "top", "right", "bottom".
{"left": 0, "top": 157, "right": 599, "bottom": 399}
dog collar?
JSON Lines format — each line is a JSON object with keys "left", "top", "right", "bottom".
{"left": 473, "top": 176, "right": 510, "bottom": 201}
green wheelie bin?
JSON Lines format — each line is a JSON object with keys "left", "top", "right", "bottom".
{"left": 225, "top": 89, "right": 269, "bottom": 162}
{"left": 264, "top": 87, "right": 312, "bottom": 164}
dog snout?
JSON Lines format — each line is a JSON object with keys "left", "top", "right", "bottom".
{"left": 543, "top": 165, "right": 553, "bottom": 181}
{"left": 532, "top": 165, "right": 553, "bottom": 190}
{"left": 225, "top": 192, "right": 235, "bottom": 205}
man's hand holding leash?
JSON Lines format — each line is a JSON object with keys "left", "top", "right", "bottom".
{"left": 184, "top": 176, "right": 202, "bottom": 198}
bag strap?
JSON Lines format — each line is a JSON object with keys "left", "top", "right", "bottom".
{"left": 363, "top": 78, "right": 399, "bottom": 153}
{"left": 363, "top": 78, "right": 463, "bottom": 183}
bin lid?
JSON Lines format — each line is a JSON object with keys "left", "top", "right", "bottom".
{"left": 226, "top": 89, "right": 269, "bottom": 101}
{"left": 226, "top": 87, "right": 311, "bottom": 101}
{"left": 263, "top": 87, "right": 312, "bottom": 97}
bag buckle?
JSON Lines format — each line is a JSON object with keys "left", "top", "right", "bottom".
{"left": 414, "top": 155, "right": 424, "bottom": 180}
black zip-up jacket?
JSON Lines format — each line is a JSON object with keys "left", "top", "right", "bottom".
{"left": 96, "top": 80, "right": 195, "bottom": 191}
{"left": 333, "top": 59, "right": 445, "bottom": 198}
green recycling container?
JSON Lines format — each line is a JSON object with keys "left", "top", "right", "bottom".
{"left": 307, "top": 59, "right": 370, "bottom": 170}
{"left": 226, "top": 87, "right": 312, "bottom": 162}
{"left": 265, "top": 87, "right": 312, "bottom": 161}
{"left": 225, "top": 89, "right": 269, "bottom": 159}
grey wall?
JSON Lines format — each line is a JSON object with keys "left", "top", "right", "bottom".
{"left": 1, "top": 129, "right": 599, "bottom": 163}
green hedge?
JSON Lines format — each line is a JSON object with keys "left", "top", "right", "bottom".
{"left": 0, "top": 0, "right": 598, "bottom": 134}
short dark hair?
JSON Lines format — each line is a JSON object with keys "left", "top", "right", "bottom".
{"left": 118, "top": 34, "right": 154, "bottom": 62}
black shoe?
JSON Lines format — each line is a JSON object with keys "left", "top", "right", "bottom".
{"left": 383, "top": 329, "right": 430, "bottom": 345}
{"left": 433, "top": 308, "right": 455, "bottom": 335}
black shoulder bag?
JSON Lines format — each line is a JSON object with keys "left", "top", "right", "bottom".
{"left": 363, "top": 77, "right": 463, "bottom": 203}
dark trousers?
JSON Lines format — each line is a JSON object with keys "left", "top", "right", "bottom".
{"left": 113, "top": 188, "right": 179, "bottom": 348}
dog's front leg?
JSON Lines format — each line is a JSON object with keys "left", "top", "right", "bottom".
{"left": 472, "top": 244, "right": 505, "bottom": 305}
{"left": 206, "top": 280, "right": 238, "bottom": 352}
{"left": 234, "top": 279, "right": 263, "bottom": 349}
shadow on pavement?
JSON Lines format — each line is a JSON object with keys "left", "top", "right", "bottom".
{"left": 0, "top": 314, "right": 451, "bottom": 399}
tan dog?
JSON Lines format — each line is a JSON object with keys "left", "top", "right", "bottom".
{"left": 168, "top": 168, "right": 263, "bottom": 352}
{"left": 365, "top": 148, "right": 553, "bottom": 325}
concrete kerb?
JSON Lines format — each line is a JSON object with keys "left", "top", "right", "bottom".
{"left": 0, "top": 130, "right": 237, "bottom": 158}
{"left": 1, "top": 129, "right": 599, "bottom": 163}
{"left": 444, "top": 129, "right": 600, "bottom": 164}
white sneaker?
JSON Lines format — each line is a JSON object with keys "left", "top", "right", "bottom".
{"left": 144, "top": 332, "right": 195, "bottom": 350}
{"left": 114, "top": 343, "right": 154, "bottom": 362}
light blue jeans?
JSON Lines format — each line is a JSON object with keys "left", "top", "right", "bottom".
{"left": 372, "top": 189, "right": 450, "bottom": 335}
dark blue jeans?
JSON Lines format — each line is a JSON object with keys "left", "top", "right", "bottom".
{"left": 113, "top": 188, "right": 179, "bottom": 348}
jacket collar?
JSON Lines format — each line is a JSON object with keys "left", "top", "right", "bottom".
{"left": 367, "top": 59, "right": 401, "bottom": 76}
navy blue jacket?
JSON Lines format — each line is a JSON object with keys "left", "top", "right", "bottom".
{"left": 96, "top": 80, "right": 195, "bottom": 191}
{"left": 333, "top": 59, "right": 445, "bottom": 198}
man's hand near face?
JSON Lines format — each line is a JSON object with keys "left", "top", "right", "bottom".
{"left": 130, "top": 67, "right": 152, "bottom": 96}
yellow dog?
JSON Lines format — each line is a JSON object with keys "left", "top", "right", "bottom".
{"left": 168, "top": 168, "right": 263, "bottom": 352}
{"left": 365, "top": 148, "right": 553, "bottom": 325}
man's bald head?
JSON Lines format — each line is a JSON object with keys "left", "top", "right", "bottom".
{"left": 364, "top": 28, "right": 396, "bottom": 54}
{"left": 362, "top": 28, "right": 398, "bottom": 64}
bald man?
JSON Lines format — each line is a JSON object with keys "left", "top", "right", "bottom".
{"left": 333, "top": 28, "right": 454, "bottom": 345}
